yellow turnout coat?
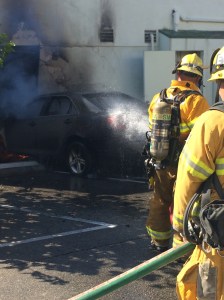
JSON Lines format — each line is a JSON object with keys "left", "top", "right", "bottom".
{"left": 173, "top": 106, "right": 224, "bottom": 300}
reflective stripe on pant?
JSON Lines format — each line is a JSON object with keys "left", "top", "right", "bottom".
{"left": 146, "top": 165, "right": 177, "bottom": 246}
{"left": 173, "top": 231, "right": 185, "bottom": 248}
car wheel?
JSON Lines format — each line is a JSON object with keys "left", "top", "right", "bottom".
{"left": 66, "top": 141, "right": 92, "bottom": 177}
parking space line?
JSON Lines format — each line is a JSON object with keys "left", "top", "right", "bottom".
{"left": 0, "top": 204, "right": 116, "bottom": 227}
{"left": 107, "top": 177, "right": 147, "bottom": 184}
{"left": 0, "top": 204, "right": 116, "bottom": 248}
{"left": 0, "top": 226, "right": 110, "bottom": 248}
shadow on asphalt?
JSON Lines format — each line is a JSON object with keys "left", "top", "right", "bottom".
{"left": 0, "top": 170, "right": 179, "bottom": 299}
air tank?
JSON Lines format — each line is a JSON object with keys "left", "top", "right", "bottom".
{"left": 150, "top": 100, "right": 172, "bottom": 162}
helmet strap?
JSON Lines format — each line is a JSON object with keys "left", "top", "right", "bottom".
{"left": 172, "top": 62, "right": 181, "bottom": 74}
{"left": 198, "top": 77, "right": 204, "bottom": 88}
{"left": 210, "top": 48, "right": 220, "bottom": 74}
{"left": 215, "top": 81, "right": 221, "bottom": 103}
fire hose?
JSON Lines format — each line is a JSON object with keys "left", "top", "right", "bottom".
{"left": 68, "top": 242, "right": 194, "bottom": 300}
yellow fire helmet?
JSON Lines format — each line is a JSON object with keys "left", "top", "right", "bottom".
{"left": 175, "top": 53, "right": 207, "bottom": 77}
{"left": 208, "top": 47, "right": 224, "bottom": 81}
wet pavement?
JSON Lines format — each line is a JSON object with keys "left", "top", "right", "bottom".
{"left": 0, "top": 166, "right": 181, "bottom": 300}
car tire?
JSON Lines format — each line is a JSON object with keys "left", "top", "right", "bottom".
{"left": 66, "top": 141, "right": 92, "bottom": 177}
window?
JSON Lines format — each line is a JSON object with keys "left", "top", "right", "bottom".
{"left": 46, "top": 97, "right": 72, "bottom": 116}
{"left": 27, "top": 97, "right": 48, "bottom": 117}
{"left": 100, "top": 27, "right": 114, "bottom": 43}
{"left": 144, "top": 30, "right": 157, "bottom": 44}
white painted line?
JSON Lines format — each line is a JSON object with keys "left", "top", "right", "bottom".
{"left": 0, "top": 226, "right": 109, "bottom": 248}
{"left": 0, "top": 204, "right": 117, "bottom": 248}
{"left": 0, "top": 204, "right": 116, "bottom": 227}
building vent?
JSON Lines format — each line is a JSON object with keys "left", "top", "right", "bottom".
{"left": 144, "top": 30, "right": 157, "bottom": 43}
{"left": 100, "top": 27, "right": 114, "bottom": 43}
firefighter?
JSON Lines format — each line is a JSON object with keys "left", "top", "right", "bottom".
{"left": 146, "top": 53, "right": 209, "bottom": 252}
{"left": 173, "top": 46, "right": 224, "bottom": 299}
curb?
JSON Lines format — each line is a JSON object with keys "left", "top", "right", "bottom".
{"left": 0, "top": 160, "right": 45, "bottom": 176}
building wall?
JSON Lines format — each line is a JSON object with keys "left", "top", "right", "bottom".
{"left": 0, "top": 0, "right": 224, "bottom": 101}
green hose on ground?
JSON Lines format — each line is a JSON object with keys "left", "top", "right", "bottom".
{"left": 69, "top": 242, "right": 194, "bottom": 300}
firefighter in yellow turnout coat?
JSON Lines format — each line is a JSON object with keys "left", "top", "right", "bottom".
{"left": 146, "top": 53, "right": 209, "bottom": 252}
{"left": 173, "top": 47, "right": 224, "bottom": 299}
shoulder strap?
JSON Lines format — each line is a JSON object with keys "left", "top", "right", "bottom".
{"left": 174, "top": 89, "right": 202, "bottom": 103}
{"left": 159, "top": 88, "right": 168, "bottom": 101}
{"left": 159, "top": 88, "right": 202, "bottom": 104}
{"left": 209, "top": 101, "right": 224, "bottom": 113}
{"left": 213, "top": 173, "right": 224, "bottom": 198}
{"left": 201, "top": 173, "right": 224, "bottom": 207}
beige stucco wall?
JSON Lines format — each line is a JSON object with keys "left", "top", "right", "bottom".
{"left": 0, "top": 0, "right": 224, "bottom": 100}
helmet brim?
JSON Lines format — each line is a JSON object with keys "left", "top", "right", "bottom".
{"left": 208, "top": 71, "right": 224, "bottom": 81}
{"left": 177, "top": 66, "right": 205, "bottom": 77}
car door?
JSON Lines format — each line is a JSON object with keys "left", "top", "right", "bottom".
{"left": 4, "top": 97, "right": 45, "bottom": 155}
{"left": 34, "top": 95, "right": 76, "bottom": 155}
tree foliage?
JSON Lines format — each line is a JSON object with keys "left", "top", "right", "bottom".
{"left": 0, "top": 33, "right": 15, "bottom": 67}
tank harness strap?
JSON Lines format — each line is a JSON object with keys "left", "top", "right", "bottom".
{"left": 159, "top": 88, "right": 168, "bottom": 101}
{"left": 173, "top": 89, "right": 202, "bottom": 103}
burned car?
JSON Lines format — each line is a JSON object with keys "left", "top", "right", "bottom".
{"left": 3, "top": 91, "right": 148, "bottom": 177}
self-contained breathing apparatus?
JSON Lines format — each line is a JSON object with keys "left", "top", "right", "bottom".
{"left": 142, "top": 88, "right": 202, "bottom": 180}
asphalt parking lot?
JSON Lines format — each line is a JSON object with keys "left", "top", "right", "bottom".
{"left": 0, "top": 162, "right": 181, "bottom": 300}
